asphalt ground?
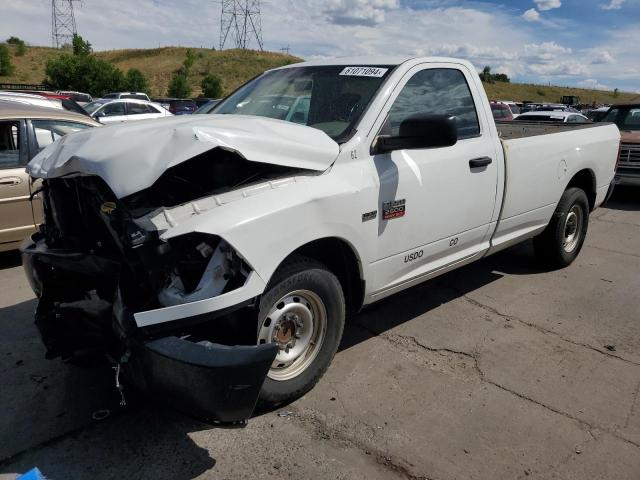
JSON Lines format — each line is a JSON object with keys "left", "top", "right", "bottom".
{"left": 0, "top": 186, "right": 639, "bottom": 480}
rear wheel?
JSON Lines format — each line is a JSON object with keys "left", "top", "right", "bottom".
{"left": 534, "top": 187, "right": 589, "bottom": 269}
{"left": 257, "top": 256, "right": 345, "bottom": 408}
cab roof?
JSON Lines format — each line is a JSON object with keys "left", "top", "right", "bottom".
{"left": 271, "top": 56, "right": 476, "bottom": 71}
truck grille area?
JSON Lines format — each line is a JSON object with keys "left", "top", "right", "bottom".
{"left": 619, "top": 143, "right": 640, "bottom": 168}
{"left": 39, "top": 177, "right": 169, "bottom": 312}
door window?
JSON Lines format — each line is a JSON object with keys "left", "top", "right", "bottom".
{"left": 103, "top": 102, "right": 126, "bottom": 116}
{"left": 387, "top": 68, "right": 480, "bottom": 139}
{"left": 0, "top": 121, "right": 21, "bottom": 169}
{"left": 32, "top": 120, "right": 92, "bottom": 151}
{"left": 127, "top": 102, "right": 151, "bottom": 115}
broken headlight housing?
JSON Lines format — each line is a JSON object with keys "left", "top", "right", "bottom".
{"left": 158, "top": 233, "right": 250, "bottom": 307}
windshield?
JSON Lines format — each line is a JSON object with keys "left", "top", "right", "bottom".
{"left": 213, "top": 65, "right": 394, "bottom": 142}
{"left": 604, "top": 107, "right": 640, "bottom": 131}
{"left": 83, "top": 101, "right": 106, "bottom": 114}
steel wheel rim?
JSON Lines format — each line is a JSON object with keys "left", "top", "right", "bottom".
{"left": 258, "top": 289, "right": 327, "bottom": 381}
{"left": 562, "top": 205, "right": 583, "bottom": 253}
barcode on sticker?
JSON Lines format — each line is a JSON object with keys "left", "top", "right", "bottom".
{"left": 339, "top": 67, "right": 388, "bottom": 78}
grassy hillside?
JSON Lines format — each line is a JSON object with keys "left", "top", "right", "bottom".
{"left": 483, "top": 81, "right": 640, "bottom": 106}
{"left": 1, "top": 44, "right": 302, "bottom": 97}
{"left": 2, "top": 43, "right": 638, "bottom": 103}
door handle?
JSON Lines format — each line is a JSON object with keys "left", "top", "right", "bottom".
{"left": 469, "top": 157, "right": 492, "bottom": 169}
{"left": 0, "top": 176, "right": 22, "bottom": 186}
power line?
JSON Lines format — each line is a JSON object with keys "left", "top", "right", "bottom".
{"left": 51, "top": 0, "right": 80, "bottom": 48}
{"left": 219, "top": 0, "right": 264, "bottom": 51}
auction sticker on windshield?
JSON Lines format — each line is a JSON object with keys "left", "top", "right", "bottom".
{"left": 340, "top": 67, "right": 388, "bottom": 77}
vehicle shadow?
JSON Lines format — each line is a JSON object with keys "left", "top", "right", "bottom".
{"left": 0, "top": 250, "right": 21, "bottom": 270}
{"left": 604, "top": 185, "right": 640, "bottom": 211}
{"left": 0, "top": 298, "right": 216, "bottom": 479}
{"left": 0, "top": 404, "right": 217, "bottom": 479}
{"left": 339, "top": 241, "right": 541, "bottom": 352}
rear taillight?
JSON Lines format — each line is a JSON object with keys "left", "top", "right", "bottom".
{"left": 169, "top": 106, "right": 176, "bottom": 113}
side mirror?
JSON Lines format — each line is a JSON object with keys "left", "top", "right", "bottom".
{"left": 93, "top": 111, "right": 105, "bottom": 119}
{"left": 374, "top": 114, "right": 458, "bottom": 154}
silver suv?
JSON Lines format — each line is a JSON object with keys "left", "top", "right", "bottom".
{"left": 101, "top": 92, "right": 150, "bottom": 101}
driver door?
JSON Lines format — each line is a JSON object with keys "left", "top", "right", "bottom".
{"left": 369, "top": 64, "right": 500, "bottom": 296}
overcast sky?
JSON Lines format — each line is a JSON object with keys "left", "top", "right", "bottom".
{"left": 1, "top": 0, "right": 639, "bottom": 92}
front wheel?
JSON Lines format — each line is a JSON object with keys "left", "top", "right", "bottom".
{"left": 257, "top": 256, "right": 345, "bottom": 408}
{"left": 533, "top": 187, "right": 589, "bottom": 269}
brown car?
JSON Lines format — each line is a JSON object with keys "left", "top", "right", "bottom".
{"left": 0, "top": 101, "right": 99, "bottom": 252}
{"left": 602, "top": 104, "right": 640, "bottom": 186}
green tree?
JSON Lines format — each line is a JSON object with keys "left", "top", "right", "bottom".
{"left": 125, "top": 68, "right": 149, "bottom": 92}
{"left": 168, "top": 72, "right": 191, "bottom": 98}
{"left": 479, "top": 66, "right": 493, "bottom": 83}
{"left": 72, "top": 34, "right": 92, "bottom": 56}
{"left": 45, "top": 53, "right": 125, "bottom": 96}
{"left": 0, "top": 45, "right": 14, "bottom": 76}
{"left": 6, "top": 36, "right": 26, "bottom": 56}
{"left": 201, "top": 74, "right": 223, "bottom": 98}
{"left": 183, "top": 48, "right": 196, "bottom": 74}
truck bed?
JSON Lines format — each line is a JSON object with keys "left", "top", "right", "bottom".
{"left": 489, "top": 121, "right": 620, "bottom": 254}
{"left": 496, "top": 121, "right": 612, "bottom": 140}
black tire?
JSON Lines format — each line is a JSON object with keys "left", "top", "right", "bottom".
{"left": 257, "top": 255, "right": 345, "bottom": 408}
{"left": 533, "top": 187, "right": 589, "bottom": 269}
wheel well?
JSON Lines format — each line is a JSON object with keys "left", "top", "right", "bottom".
{"left": 567, "top": 169, "right": 596, "bottom": 211}
{"left": 287, "top": 238, "right": 364, "bottom": 315}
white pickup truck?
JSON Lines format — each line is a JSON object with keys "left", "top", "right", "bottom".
{"left": 22, "top": 57, "right": 620, "bottom": 423}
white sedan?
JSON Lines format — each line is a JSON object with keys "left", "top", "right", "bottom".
{"left": 515, "top": 111, "right": 591, "bottom": 123}
{"left": 83, "top": 98, "right": 172, "bottom": 124}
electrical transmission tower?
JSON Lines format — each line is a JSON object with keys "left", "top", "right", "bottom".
{"left": 51, "top": 0, "right": 80, "bottom": 48}
{"left": 219, "top": 0, "right": 264, "bottom": 51}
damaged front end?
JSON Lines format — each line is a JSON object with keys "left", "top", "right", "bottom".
{"left": 19, "top": 148, "right": 319, "bottom": 422}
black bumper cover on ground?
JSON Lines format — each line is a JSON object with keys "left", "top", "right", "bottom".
{"left": 133, "top": 337, "right": 277, "bottom": 423}
{"left": 21, "top": 235, "right": 278, "bottom": 423}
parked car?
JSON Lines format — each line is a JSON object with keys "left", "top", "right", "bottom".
{"left": 22, "top": 57, "right": 620, "bottom": 423}
{"left": 167, "top": 99, "right": 197, "bottom": 115}
{"left": 195, "top": 97, "right": 217, "bottom": 108}
{"left": 496, "top": 100, "right": 521, "bottom": 115}
{"left": 602, "top": 104, "right": 640, "bottom": 186}
{"left": 57, "top": 90, "right": 93, "bottom": 105}
{"left": 83, "top": 99, "right": 172, "bottom": 123}
{"left": 491, "top": 102, "right": 514, "bottom": 121}
{"left": 586, "top": 107, "right": 610, "bottom": 122}
{"left": 515, "top": 111, "right": 591, "bottom": 123}
{"left": 102, "top": 92, "right": 151, "bottom": 101}
{"left": 0, "top": 92, "right": 90, "bottom": 117}
{"left": 0, "top": 103, "right": 98, "bottom": 252}
{"left": 535, "top": 104, "right": 578, "bottom": 112}
{"left": 194, "top": 99, "right": 221, "bottom": 114}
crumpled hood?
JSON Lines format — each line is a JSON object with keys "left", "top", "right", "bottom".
{"left": 27, "top": 114, "right": 340, "bottom": 198}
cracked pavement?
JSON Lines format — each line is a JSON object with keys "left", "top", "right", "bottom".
{"left": 1, "top": 187, "right": 639, "bottom": 480}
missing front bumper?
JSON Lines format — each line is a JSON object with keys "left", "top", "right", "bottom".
{"left": 21, "top": 234, "right": 277, "bottom": 423}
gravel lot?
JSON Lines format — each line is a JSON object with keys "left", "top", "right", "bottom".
{"left": 1, "top": 187, "right": 639, "bottom": 480}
